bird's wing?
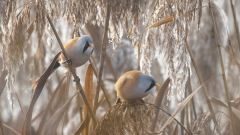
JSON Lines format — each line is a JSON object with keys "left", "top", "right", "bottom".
{"left": 31, "top": 52, "right": 61, "bottom": 89}
{"left": 63, "top": 37, "right": 79, "bottom": 49}
{"left": 58, "top": 37, "right": 79, "bottom": 63}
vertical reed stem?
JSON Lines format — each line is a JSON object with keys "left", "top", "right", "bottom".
{"left": 93, "top": 0, "right": 112, "bottom": 114}
{"left": 230, "top": 0, "right": 240, "bottom": 53}
{"left": 185, "top": 40, "right": 218, "bottom": 127}
{"left": 89, "top": 58, "right": 112, "bottom": 108}
{"left": 208, "top": 1, "right": 236, "bottom": 134}
{"left": 46, "top": 13, "right": 97, "bottom": 126}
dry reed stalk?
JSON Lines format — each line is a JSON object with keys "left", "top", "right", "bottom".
{"left": 37, "top": 75, "right": 67, "bottom": 134}
{"left": 31, "top": 110, "right": 45, "bottom": 124}
{"left": 187, "top": 69, "right": 197, "bottom": 120}
{"left": 89, "top": 59, "right": 111, "bottom": 108}
{"left": 0, "top": 117, "right": 4, "bottom": 135}
{"left": 45, "top": 13, "right": 97, "bottom": 125}
{"left": 208, "top": 1, "right": 236, "bottom": 134}
{"left": 146, "top": 103, "right": 190, "bottom": 134}
{"left": 14, "top": 92, "right": 25, "bottom": 120}
{"left": 185, "top": 97, "right": 190, "bottom": 131}
{"left": 93, "top": 0, "right": 112, "bottom": 115}
{"left": 83, "top": 65, "right": 94, "bottom": 135}
{"left": 181, "top": 97, "right": 185, "bottom": 135}
{"left": 137, "top": 33, "right": 144, "bottom": 70}
{"left": 191, "top": 112, "right": 218, "bottom": 134}
{"left": 0, "top": 70, "right": 7, "bottom": 96}
{"left": 159, "top": 74, "right": 222, "bottom": 133}
{"left": 105, "top": 54, "right": 118, "bottom": 81}
{"left": 76, "top": 94, "right": 83, "bottom": 122}
{"left": 85, "top": 22, "right": 118, "bottom": 81}
{"left": 23, "top": 52, "right": 62, "bottom": 135}
{"left": 3, "top": 124, "right": 20, "bottom": 135}
{"left": 74, "top": 118, "right": 88, "bottom": 135}
{"left": 171, "top": 124, "right": 178, "bottom": 135}
{"left": 220, "top": 45, "right": 240, "bottom": 69}
{"left": 230, "top": 0, "right": 240, "bottom": 53}
{"left": 184, "top": 35, "right": 218, "bottom": 127}
{"left": 150, "top": 77, "right": 170, "bottom": 132}
{"left": 42, "top": 92, "right": 78, "bottom": 135}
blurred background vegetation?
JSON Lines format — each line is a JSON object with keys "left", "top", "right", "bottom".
{"left": 1, "top": 0, "right": 240, "bottom": 134}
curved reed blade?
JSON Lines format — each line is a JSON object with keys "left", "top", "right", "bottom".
{"left": 3, "top": 124, "right": 21, "bottom": 135}
{"left": 159, "top": 74, "right": 222, "bottom": 133}
{"left": 74, "top": 118, "right": 89, "bottom": 135}
{"left": 219, "top": 45, "right": 240, "bottom": 70}
{"left": 151, "top": 77, "right": 170, "bottom": 132}
{"left": 36, "top": 75, "right": 67, "bottom": 134}
{"left": 146, "top": 16, "right": 174, "bottom": 30}
{"left": 0, "top": 69, "right": 8, "bottom": 96}
{"left": 171, "top": 124, "right": 178, "bottom": 135}
{"left": 210, "top": 97, "right": 240, "bottom": 120}
{"left": 83, "top": 65, "right": 93, "bottom": 135}
{"left": 22, "top": 52, "right": 61, "bottom": 135}
{"left": 42, "top": 92, "right": 78, "bottom": 135}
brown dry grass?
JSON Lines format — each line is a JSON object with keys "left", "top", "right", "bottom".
{"left": 0, "top": 0, "right": 240, "bottom": 135}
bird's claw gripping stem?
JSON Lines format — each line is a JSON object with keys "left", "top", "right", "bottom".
{"left": 73, "top": 76, "right": 80, "bottom": 83}
{"left": 63, "top": 59, "right": 72, "bottom": 66}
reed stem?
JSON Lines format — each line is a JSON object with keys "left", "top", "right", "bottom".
{"left": 93, "top": 0, "right": 112, "bottom": 115}
{"left": 208, "top": 1, "right": 236, "bottom": 134}
{"left": 46, "top": 13, "right": 97, "bottom": 125}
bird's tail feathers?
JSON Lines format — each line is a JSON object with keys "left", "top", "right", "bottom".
{"left": 31, "top": 52, "right": 61, "bottom": 90}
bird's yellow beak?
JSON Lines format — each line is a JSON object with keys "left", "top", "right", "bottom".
{"left": 155, "top": 83, "right": 160, "bottom": 86}
{"left": 90, "top": 44, "right": 94, "bottom": 47}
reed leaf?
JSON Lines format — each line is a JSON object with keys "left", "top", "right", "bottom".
{"left": 22, "top": 52, "right": 61, "bottom": 135}
{"left": 159, "top": 74, "right": 222, "bottom": 133}
{"left": 151, "top": 77, "right": 170, "bottom": 132}
{"left": 146, "top": 16, "right": 174, "bottom": 30}
{"left": 42, "top": 92, "right": 78, "bottom": 135}
{"left": 83, "top": 64, "right": 93, "bottom": 135}
{"left": 37, "top": 75, "right": 67, "bottom": 135}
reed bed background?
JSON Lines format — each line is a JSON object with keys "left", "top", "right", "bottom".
{"left": 0, "top": 0, "right": 240, "bottom": 135}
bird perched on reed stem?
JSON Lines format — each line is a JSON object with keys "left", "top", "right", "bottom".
{"left": 32, "top": 35, "right": 94, "bottom": 89}
{"left": 115, "top": 71, "right": 160, "bottom": 103}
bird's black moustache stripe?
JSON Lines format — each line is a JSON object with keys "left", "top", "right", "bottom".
{"left": 145, "top": 81, "right": 155, "bottom": 92}
{"left": 83, "top": 42, "right": 90, "bottom": 53}
{"left": 91, "top": 48, "right": 94, "bottom": 54}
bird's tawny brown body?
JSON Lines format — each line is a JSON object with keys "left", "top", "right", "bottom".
{"left": 32, "top": 35, "right": 94, "bottom": 89}
{"left": 115, "top": 71, "right": 160, "bottom": 101}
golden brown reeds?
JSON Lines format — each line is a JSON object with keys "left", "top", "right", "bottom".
{"left": 208, "top": 0, "right": 236, "bottom": 134}
{"left": 93, "top": 0, "right": 112, "bottom": 116}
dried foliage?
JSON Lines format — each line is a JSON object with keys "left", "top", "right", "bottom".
{"left": 93, "top": 100, "right": 156, "bottom": 135}
{"left": 42, "top": 92, "right": 78, "bottom": 135}
{"left": 141, "top": 0, "right": 203, "bottom": 101}
{"left": 191, "top": 112, "right": 219, "bottom": 134}
{"left": 83, "top": 65, "right": 93, "bottom": 135}
{"left": 0, "top": 0, "right": 30, "bottom": 104}
{"left": 1, "top": 0, "right": 203, "bottom": 102}
{"left": 1, "top": 0, "right": 240, "bottom": 135}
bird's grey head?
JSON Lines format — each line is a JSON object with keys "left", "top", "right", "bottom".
{"left": 138, "top": 74, "right": 157, "bottom": 92}
{"left": 78, "top": 35, "right": 94, "bottom": 54}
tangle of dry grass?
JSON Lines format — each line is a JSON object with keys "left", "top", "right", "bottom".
{"left": 93, "top": 100, "right": 156, "bottom": 135}
{"left": 191, "top": 112, "right": 220, "bottom": 134}
{"left": 1, "top": 0, "right": 204, "bottom": 103}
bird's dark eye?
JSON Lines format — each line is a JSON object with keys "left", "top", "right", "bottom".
{"left": 145, "top": 81, "right": 155, "bottom": 92}
{"left": 83, "top": 41, "right": 90, "bottom": 53}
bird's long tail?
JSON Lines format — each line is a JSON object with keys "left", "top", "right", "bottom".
{"left": 23, "top": 52, "right": 62, "bottom": 135}
{"left": 31, "top": 52, "right": 61, "bottom": 90}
